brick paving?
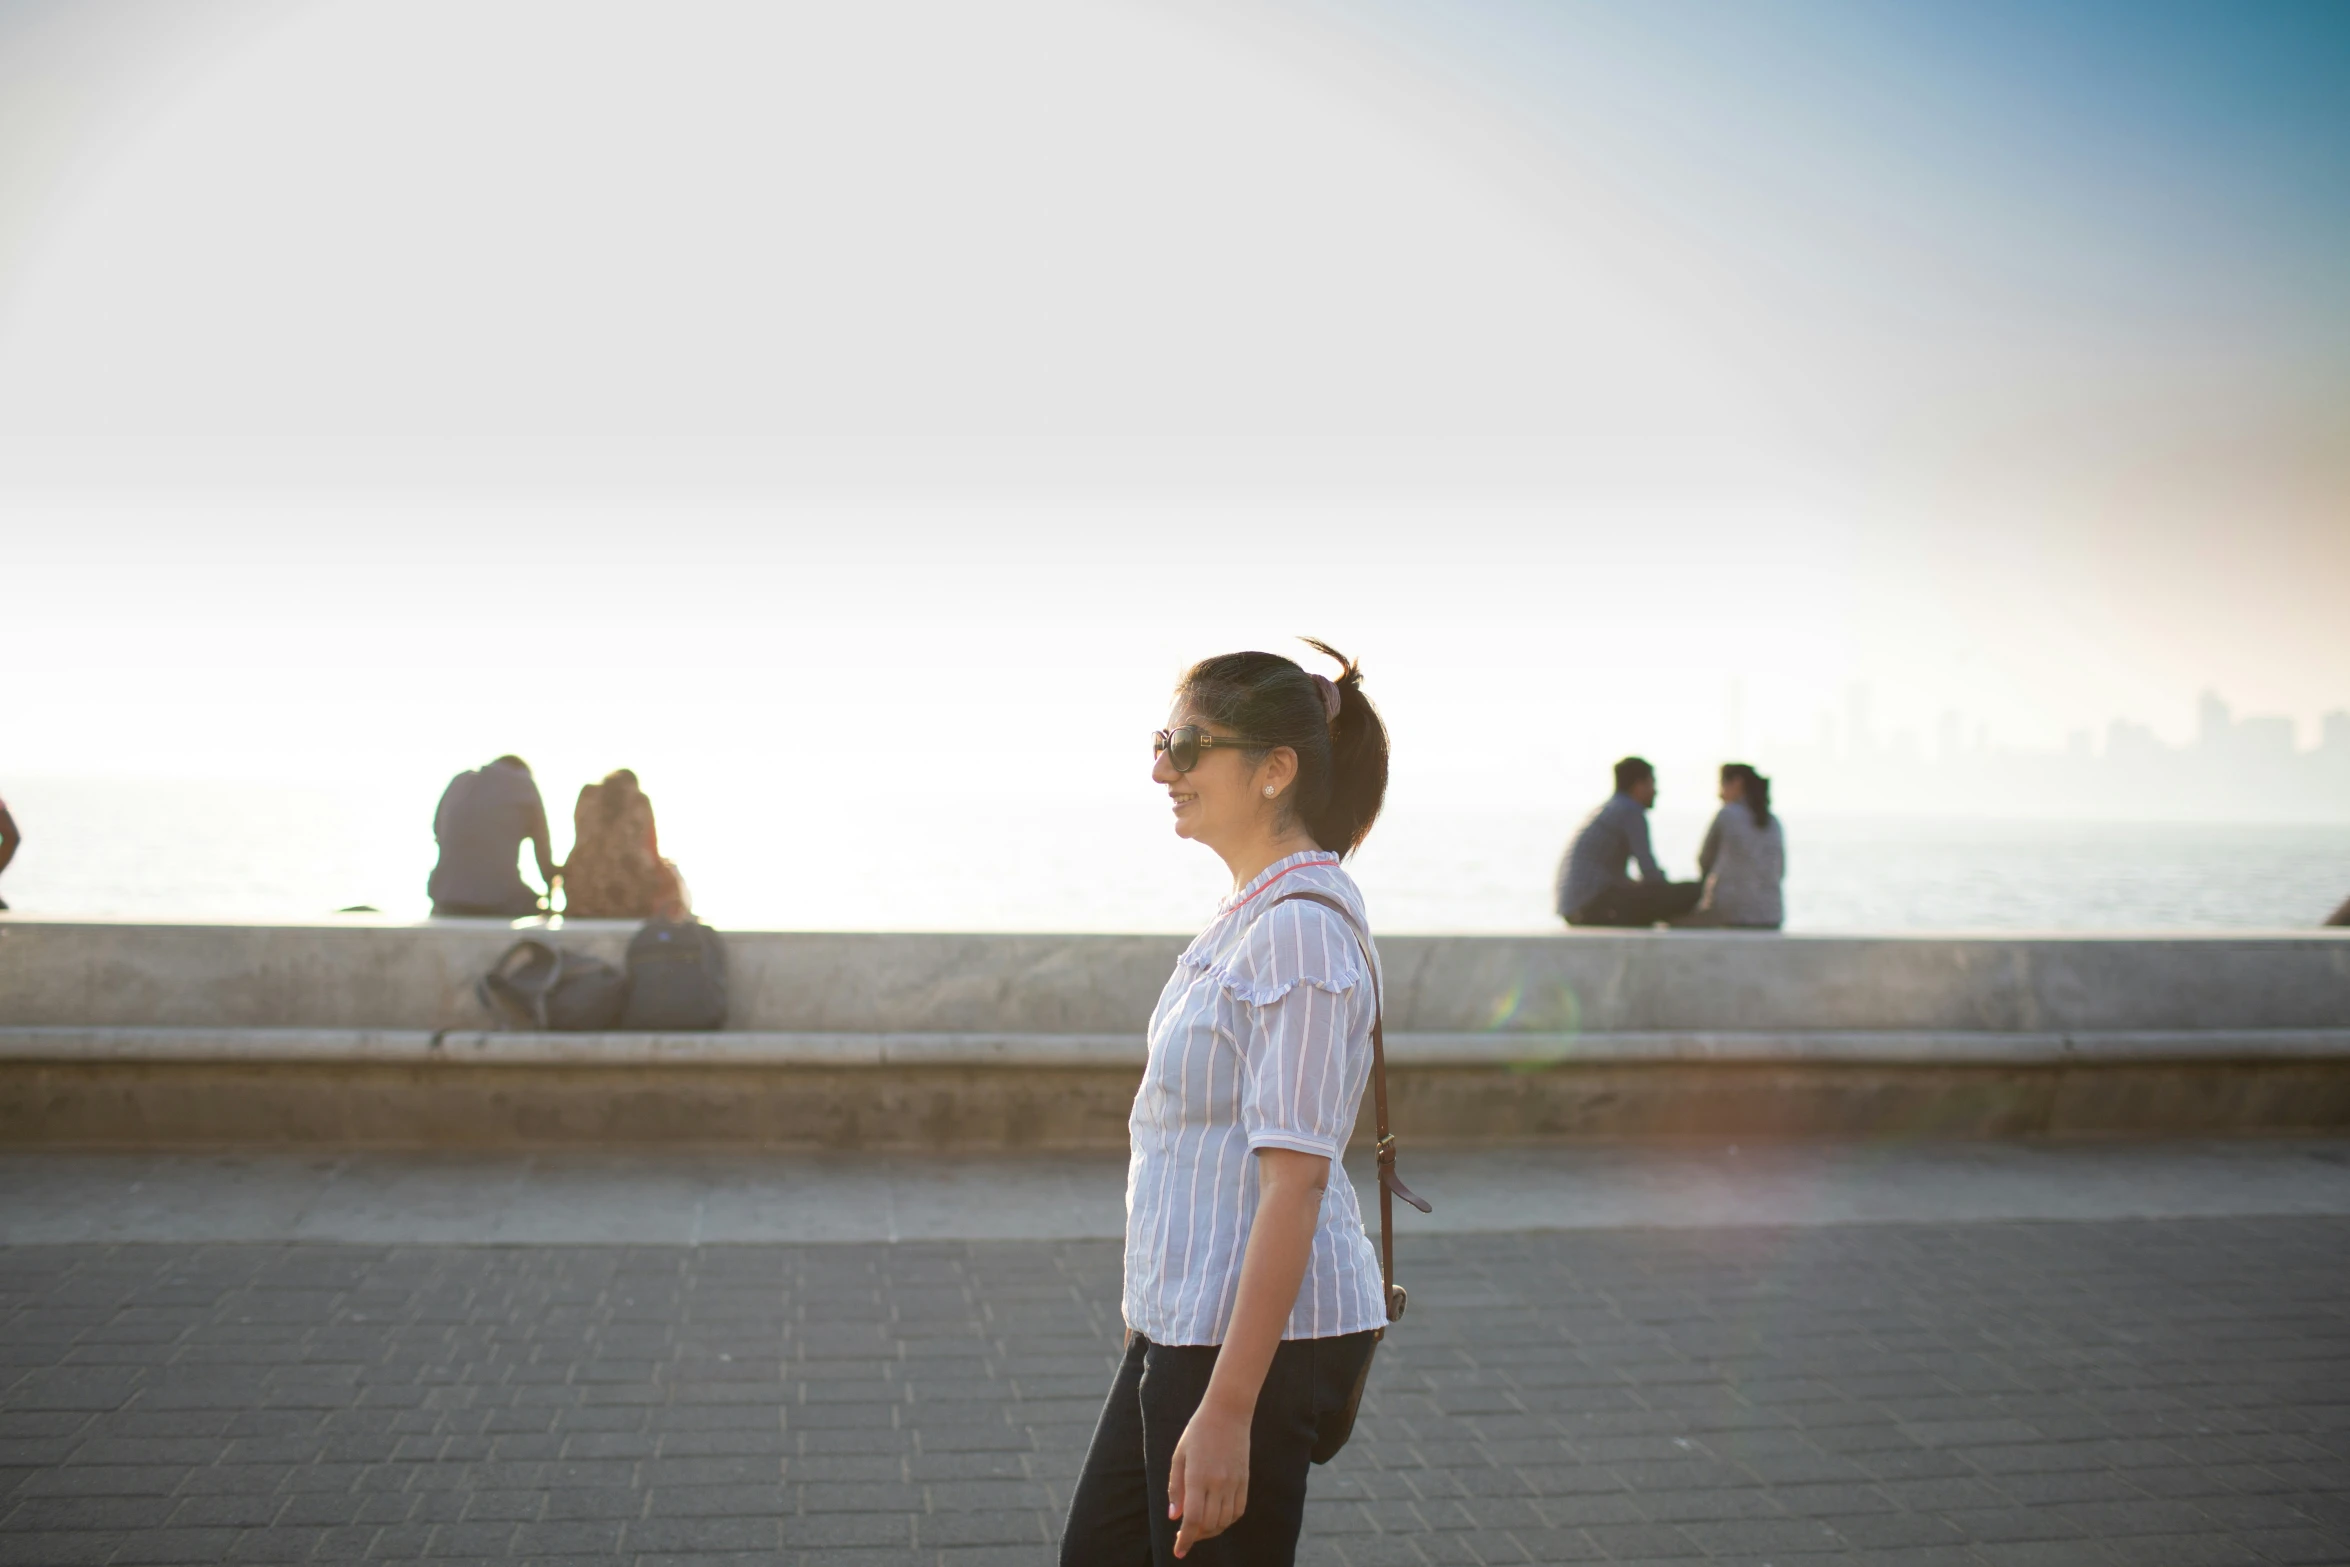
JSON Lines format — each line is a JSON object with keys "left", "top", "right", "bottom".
{"left": 2, "top": 1219, "right": 2346, "bottom": 1565}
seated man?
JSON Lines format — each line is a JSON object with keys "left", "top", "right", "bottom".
{"left": 427, "top": 755, "right": 557, "bottom": 918}
{"left": 1555, "top": 756, "right": 1702, "bottom": 928}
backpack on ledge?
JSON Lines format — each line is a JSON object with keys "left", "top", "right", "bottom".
{"left": 618, "top": 917, "right": 728, "bottom": 1031}
{"left": 477, "top": 938, "right": 629, "bottom": 1032}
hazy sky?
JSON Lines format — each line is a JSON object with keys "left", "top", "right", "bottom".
{"left": 4, "top": 0, "right": 2346, "bottom": 811}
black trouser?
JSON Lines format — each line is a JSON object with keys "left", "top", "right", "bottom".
{"left": 430, "top": 894, "right": 543, "bottom": 919}
{"left": 1567, "top": 879, "right": 1702, "bottom": 927}
{"left": 1060, "top": 1330, "right": 1378, "bottom": 1567}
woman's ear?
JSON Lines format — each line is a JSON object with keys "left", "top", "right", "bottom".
{"left": 1263, "top": 746, "right": 1301, "bottom": 799}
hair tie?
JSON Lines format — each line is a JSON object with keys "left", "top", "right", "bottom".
{"left": 1309, "top": 673, "right": 1341, "bottom": 726}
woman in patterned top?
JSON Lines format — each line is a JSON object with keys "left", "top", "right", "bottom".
{"left": 1060, "top": 641, "right": 1395, "bottom": 1566}
{"left": 559, "top": 769, "right": 688, "bottom": 920}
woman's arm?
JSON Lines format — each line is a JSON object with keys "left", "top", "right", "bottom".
{"left": 1697, "top": 810, "right": 1723, "bottom": 878}
{"left": 1166, "top": 1146, "right": 1327, "bottom": 1558}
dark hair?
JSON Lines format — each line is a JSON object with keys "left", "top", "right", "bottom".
{"left": 1613, "top": 756, "right": 1654, "bottom": 793}
{"left": 1722, "top": 761, "right": 1772, "bottom": 827}
{"left": 494, "top": 754, "right": 531, "bottom": 774}
{"left": 582, "top": 769, "right": 646, "bottom": 824}
{"left": 1177, "top": 639, "right": 1389, "bottom": 857}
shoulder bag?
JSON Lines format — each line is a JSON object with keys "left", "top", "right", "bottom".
{"left": 1268, "top": 889, "right": 1431, "bottom": 1463}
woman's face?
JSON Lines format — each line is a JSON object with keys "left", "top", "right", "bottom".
{"left": 1719, "top": 773, "right": 1745, "bottom": 805}
{"left": 1153, "top": 700, "right": 1274, "bottom": 849}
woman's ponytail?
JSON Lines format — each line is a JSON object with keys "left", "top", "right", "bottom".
{"left": 1298, "top": 639, "right": 1388, "bottom": 857}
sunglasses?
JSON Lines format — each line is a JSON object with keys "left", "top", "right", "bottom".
{"left": 1153, "top": 725, "right": 1275, "bottom": 773}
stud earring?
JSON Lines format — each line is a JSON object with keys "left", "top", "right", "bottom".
{"left": 1264, "top": 786, "right": 1278, "bottom": 797}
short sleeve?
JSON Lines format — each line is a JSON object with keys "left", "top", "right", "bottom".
{"left": 1229, "top": 900, "right": 1368, "bottom": 1162}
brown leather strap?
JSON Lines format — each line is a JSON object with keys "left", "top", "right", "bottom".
{"left": 1268, "top": 890, "right": 1430, "bottom": 1324}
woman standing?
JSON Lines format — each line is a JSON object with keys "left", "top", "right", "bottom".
{"left": 1062, "top": 641, "right": 1419, "bottom": 1566}
{"left": 1687, "top": 761, "right": 1786, "bottom": 929}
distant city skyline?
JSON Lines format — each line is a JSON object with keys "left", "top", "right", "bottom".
{"left": 1757, "top": 685, "right": 2350, "bottom": 822}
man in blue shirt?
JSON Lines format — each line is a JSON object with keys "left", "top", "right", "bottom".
{"left": 1556, "top": 757, "right": 1702, "bottom": 928}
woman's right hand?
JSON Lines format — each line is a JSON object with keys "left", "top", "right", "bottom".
{"left": 1167, "top": 1398, "right": 1252, "bottom": 1557}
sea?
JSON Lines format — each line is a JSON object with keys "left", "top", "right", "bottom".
{"left": 5, "top": 776, "right": 2347, "bottom": 934}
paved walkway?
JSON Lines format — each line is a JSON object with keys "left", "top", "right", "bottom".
{"left": 3, "top": 1146, "right": 2348, "bottom": 1565}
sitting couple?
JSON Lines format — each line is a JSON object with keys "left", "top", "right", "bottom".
{"left": 428, "top": 758, "right": 690, "bottom": 920}
{"left": 1555, "top": 755, "right": 1784, "bottom": 930}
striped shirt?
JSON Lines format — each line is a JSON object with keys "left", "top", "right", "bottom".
{"left": 1122, "top": 850, "right": 1387, "bottom": 1346}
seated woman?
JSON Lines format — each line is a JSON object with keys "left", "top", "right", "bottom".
{"left": 559, "top": 769, "right": 689, "bottom": 920}
{"left": 1684, "top": 762, "right": 1784, "bottom": 929}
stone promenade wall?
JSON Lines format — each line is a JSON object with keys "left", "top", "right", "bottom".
{"left": 2, "top": 919, "right": 2345, "bottom": 1147}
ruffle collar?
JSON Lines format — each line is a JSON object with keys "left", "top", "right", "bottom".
{"left": 1216, "top": 850, "right": 1343, "bottom": 916}
{"left": 1180, "top": 851, "right": 1368, "bottom": 1005}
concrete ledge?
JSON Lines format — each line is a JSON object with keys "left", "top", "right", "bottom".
{"left": 7, "top": 920, "right": 2346, "bottom": 1033}
{"left": 6, "top": 1026, "right": 2349, "bottom": 1066}
{"left": 0, "top": 1027, "right": 1141, "bottom": 1067}
{"left": 0, "top": 1063, "right": 1145, "bottom": 1150}
{"left": 1393, "top": 1029, "right": 2350, "bottom": 1064}
{"left": 6, "top": 922, "right": 2345, "bottom": 1147}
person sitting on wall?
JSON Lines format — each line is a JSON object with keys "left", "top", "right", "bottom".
{"left": 0, "top": 791, "right": 19, "bottom": 911}
{"left": 1555, "top": 756, "right": 1702, "bottom": 928}
{"left": 427, "top": 755, "right": 557, "bottom": 918}
{"left": 1677, "top": 762, "right": 1785, "bottom": 929}
{"left": 2327, "top": 895, "right": 2349, "bottom": 928}
{"left": 561, "top": 768, "right": 689, "bottom": 920}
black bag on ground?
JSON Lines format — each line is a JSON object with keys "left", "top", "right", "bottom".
{"left": 619, "top": 917, "right": 728, "bottom": 1031}
{"left": 477, "top": 939, "right": 628, "bottom": 1031}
